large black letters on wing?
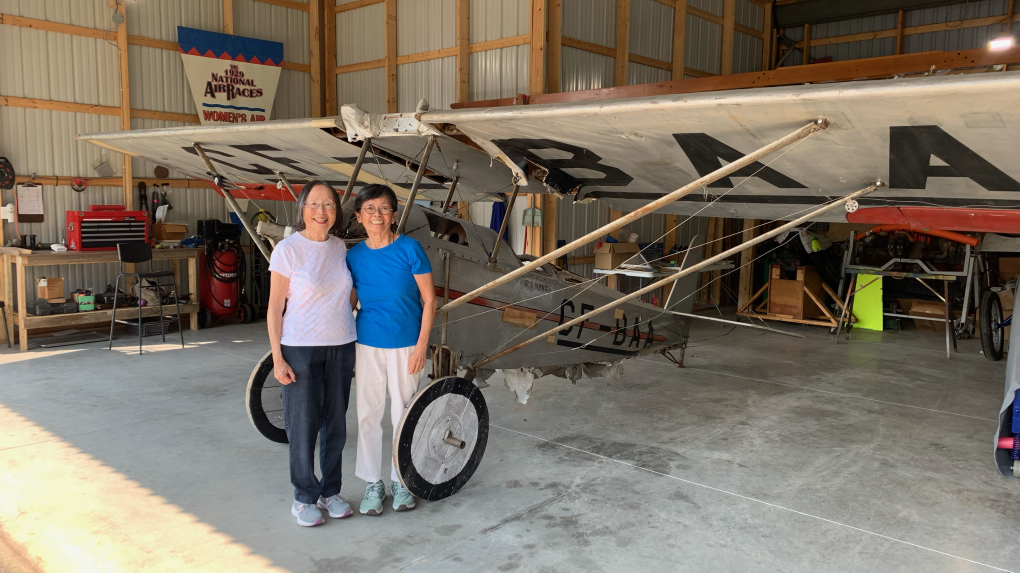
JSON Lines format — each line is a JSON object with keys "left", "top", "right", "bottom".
{"left": 490, "top": 139, "right": 634, "bottom": 192}
{"left": 672, "top": 133, "right": 807, "bottom": 189}
{"left": 888, "top": 126, "right": 1020, "bottom": 191}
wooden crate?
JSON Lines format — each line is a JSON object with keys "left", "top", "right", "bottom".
{"left": 737, "top": 264, "right": 850, "bottom": 328}
{"left": 767, "top": 266, "right": 825, "bottom": 320}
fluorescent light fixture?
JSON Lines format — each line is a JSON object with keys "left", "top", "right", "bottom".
{"left": 989, "top": 37, "right": 1013, "bottom": 50}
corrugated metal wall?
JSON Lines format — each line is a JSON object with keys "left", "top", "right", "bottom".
{"left": 0, "top": 0, "right": 311, "bottom": 304}
{"left": 2, "top": 0, "right": 758, "bottom": 310}
{"left": 469, "top": 0, "right": 529, "bottom": 100}
{"left": 781, "top": 0, "right": 1016, "bottom": 66}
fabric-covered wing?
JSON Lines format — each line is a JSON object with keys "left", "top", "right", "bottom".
{"left": 78, "top": 116, "right": 525, "bottom": 203}
{"left": 421, "top": 73, "right": 1020, "bottom": 224}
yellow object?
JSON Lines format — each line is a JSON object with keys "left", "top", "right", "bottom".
{"left": 854, "top": 274, "right": 884, "bottom": 331}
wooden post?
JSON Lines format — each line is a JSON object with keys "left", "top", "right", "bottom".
{"left": 223, "top": 0, "right": 234, "bottom": 34}
{"left": 324, "top": 0, "right": 337, "bottom": 115}
{"left": 672, "top": 0, "right": 687, "bottom": 80}
{"left": 895, "top": 9, "right": 905, "bottom": 55}
{"left": 762, "top": 1, "right": 772, "bottom": 71}
{"left": 16, "top": 256, "right": 27, "bottom": 351}
{"left": 737, "top": 219, "right": 757, "bottom": 310}
{"left": 771, "top": 28, "right": 778, "bottom": 69}
{"left": 609, "top": 209, "right": 623, "bottom": 239}
{"left": 111, "top": 0, "right": 131, "bottom": 208}
{"left": 547, "top": 0, "right": 562, "bottom": 94}
{"left": 310, "top": 0, "right": 322, "bottom": 117}
{"left": 530, "top": 0, "right": 547, "bottom": 95}
{"left": 721, "top": 0, "right": 735, "bottom": 74}
{"left": 457, "top": 0, "right": 470, "bottom": 103}
{"left": 0, "top": 254, "right": 8, "bottom": 345}
{"left": 802, "top": 23, "right": 811, "bottom": 65}
{"left": 615, "top": 0, "right": 630, "bottom": 86}
{"left": 456, "top": 201, "right": 469, "bottom": 221}
{"left": 385, "top": 0, "right": 397, "bottom": 112}
{"left": 542, "top": 195, "right": 558, "bottom": 257}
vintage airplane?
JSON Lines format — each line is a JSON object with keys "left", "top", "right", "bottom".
{"left": 81, "top": 69, "right": 1020, "bottom": 499}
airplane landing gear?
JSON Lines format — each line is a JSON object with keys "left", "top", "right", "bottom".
{"left": 394, "top": 376, "right": 488, "bottom": 501}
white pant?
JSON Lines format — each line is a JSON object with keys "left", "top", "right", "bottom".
{"left": 354, "top": 343, "right": 423, "bottom": 484}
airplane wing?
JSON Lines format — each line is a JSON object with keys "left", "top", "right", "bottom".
{"left": 78, "top": 115, "right": 536, "bottom": 204}
{"left": 421, "top": 72, "right": 1020, "bottom": 232}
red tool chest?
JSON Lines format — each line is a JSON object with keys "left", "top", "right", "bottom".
{"left": 66, "top": 205, "right": 149, "bottom": 251}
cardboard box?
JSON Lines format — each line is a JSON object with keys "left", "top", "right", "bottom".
{"left": 999, "top": 257, "right": 1019, "bottom": 282}
{"left": 905, "top": 300, "right": 959, "bottom": 332}
{"left": 593, "top": 241, "right": 641, "bottom": 270}
{"left": 153, "top": 222, "right": 188, "bottom": 243}
{"left": 35, "top": 277, "right": 64, "bottom": 301}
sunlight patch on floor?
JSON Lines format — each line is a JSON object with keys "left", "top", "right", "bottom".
{"left": 0, "top": 349, "right": 85, "bottom": 367}
{"left": 0, "top": 404, "right": 289, "bottom": 573}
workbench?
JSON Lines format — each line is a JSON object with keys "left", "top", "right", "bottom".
{"left": 0, "top": 247, "right": 201, "bottom": 351}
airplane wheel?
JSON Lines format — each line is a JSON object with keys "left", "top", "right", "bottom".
{"left": 246, "top": 350, "right": 288, "bottom": 443}
{"left": 980, "top": 291, "right": 1003, "bottom": 361}
{"left": 394, "top": 376, "right": 488, "bottom": 501}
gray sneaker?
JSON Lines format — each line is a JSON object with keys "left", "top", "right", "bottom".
{"left": 317, "top": 494, "right": 353, "bottom": 519}
{"left": 391, "top": 481, "right": 416, "bottom": 511}
{"left": 291, "top": 500, "right": 324, "bottom": 527}
{"left": 360, "top": 481, "right": 385, "bottom": 516}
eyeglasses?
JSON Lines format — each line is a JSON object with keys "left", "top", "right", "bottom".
{"left": 361, "top": 205, "right": 394, "bottom": 215}
{"left": 305, "top": 201, "right": 337, "bottom": 211}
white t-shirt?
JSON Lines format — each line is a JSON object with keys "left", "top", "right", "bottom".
{"left": 268, "top": 232, "right": 358, "bottom": 347}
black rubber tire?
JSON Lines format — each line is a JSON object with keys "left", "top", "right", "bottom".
{"left": 198, "top": 308, "right": 214, "bottom": 329}
{"left": 239, "top": 303, "right": 255, "bottom": 324}
{"left": 394, "top": 376, "right": 488, "bottom": 501}
{"left": 980, "top": 291, "right": 1004, "bottom": 361}
{"left": 246, "top": 350, "right": 289, "bottom": 444}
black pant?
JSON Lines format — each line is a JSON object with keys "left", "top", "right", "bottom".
{"left": 281, "top": 342, "right": 355, "bottom": 504}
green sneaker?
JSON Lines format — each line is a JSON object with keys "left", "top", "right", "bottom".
{"left": 391, "top": 481, "right": 416, "bottom": 511}
{"left": 360, "top": 481, "right": 385, "bottom": 516}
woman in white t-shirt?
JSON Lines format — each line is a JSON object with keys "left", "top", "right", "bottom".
{"left": 267, "top": 180, "right": 358, "bottom": 527}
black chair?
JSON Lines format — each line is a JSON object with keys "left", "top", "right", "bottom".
{"left": 108, "top": 242, "right": 185, "bottom": 354}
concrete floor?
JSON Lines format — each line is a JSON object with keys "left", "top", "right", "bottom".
{"left": 0, "top": 318, "right": 1017, "bottom": 573}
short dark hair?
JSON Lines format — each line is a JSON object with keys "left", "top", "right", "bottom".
{"left": 354, "top": 184, "right": 398, "bottom": 213}
{"left": 293, "top": 180, "right": 342, "bottom": 234}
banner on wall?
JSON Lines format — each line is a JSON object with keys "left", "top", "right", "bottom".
{"left": 177, "top": 26, "right": 284, "bottom": 126}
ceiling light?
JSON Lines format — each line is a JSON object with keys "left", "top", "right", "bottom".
{"left": 989, "top": 37, "right": 1013, "bottom": 50}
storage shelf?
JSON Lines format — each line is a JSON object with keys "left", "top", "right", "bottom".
{"left": 17, "top": 303, "right": 199, "bottom": 329}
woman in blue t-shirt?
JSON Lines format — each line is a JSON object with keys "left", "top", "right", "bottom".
{"left": 346, "top": 184, "right": 436, "bottom": 515}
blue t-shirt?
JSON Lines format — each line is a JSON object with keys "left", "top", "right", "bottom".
{"left": 346, "top": 235, "right": 433, "bottom": 349}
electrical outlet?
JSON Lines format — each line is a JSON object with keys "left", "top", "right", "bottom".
{"left": 1, "top": 203, "right": 14, "bottom": 223}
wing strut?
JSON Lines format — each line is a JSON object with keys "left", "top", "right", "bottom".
{"left": 438, "top": 118, "right": 830, "bottom": 315}
{"left": 396, "top": 135, "right": 437, "bottom": 235}
{"left": 341, "top": 140, "right": 370, "bottom": 205}
{"left": 670, "top": 311, "right": 804, "bottom": 338}
{"left": 192, "top": 143, "right": 273, "bottom": 262}
{"left": 441, "top": 176, "right": 460, "bottom": 213}
{"left": 471, "top": 181, "right": 884, "bottom": 368}
{"left": 274, "top": 171, "right": 299, "bottom": 200}
{"left": 488, "top": 184, "right": 520, "bottom": 265}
